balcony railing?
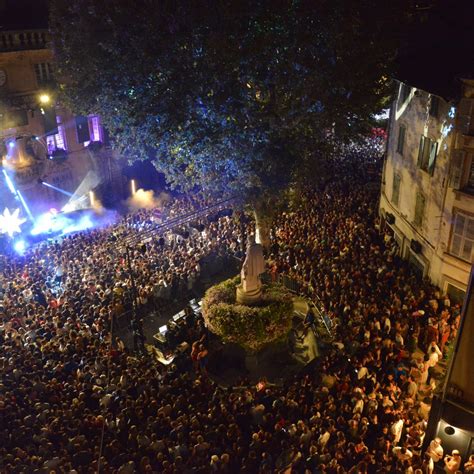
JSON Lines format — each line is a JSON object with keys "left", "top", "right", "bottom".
{"left": 0, "top": 30, "right": 49, "bottom": 52}
{"left": 461, "top": 134, "right": 474, "bottom": 149}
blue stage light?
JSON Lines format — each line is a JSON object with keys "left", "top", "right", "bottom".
{"left": 13, "top": 240, "right": 27, "bottom": 254}
{"left": 2, "top": 169, "right": 17, "bottom": 195}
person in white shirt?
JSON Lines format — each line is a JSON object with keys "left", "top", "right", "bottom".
{"left": 392, "top": 446, "right": 413, "bottom": 461}
{"left": 426, "top": 437, "right": 443, "bottom": 462}
{"left": 427, "top": 342, "right": 442, "bottom": 368}
{"left": 444, "top": 449, "right": 462, "bottom": 473}
{"left": 406, "top": 376, "right": 418, "bottom": 399}
{"left": 391, "top": 416, "right": 404, "bottom": 445}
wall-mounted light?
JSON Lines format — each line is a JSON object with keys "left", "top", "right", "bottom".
{"left": 131, "top": 179, "right": 136, "bottom": 195}
{"left": 39, "top": 93, "right": 50, "bottom": 104}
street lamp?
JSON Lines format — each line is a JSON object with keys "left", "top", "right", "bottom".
{"left": 39, "top": 93, "right": 51, "bottom": 105}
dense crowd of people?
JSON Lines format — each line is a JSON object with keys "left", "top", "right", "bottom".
{"left": 0, "top": 140, "right": 470, "bottom": 473}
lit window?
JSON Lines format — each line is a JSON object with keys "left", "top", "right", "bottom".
{"left": 46, "top": 116, "right": 67, "bottom": 153}
{"left": 83, "top": 116, "right": 103, "bottom": 146}
{"left": 450, "top": 212, "right": 474, "bottom": 262}
{"left": 89, "top": 116, "right": 102, "bottom": 142}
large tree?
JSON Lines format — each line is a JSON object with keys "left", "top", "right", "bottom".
{"left": 50, "top": 0, "right": 409, "bottom": 244}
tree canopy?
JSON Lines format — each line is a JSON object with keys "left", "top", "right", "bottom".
{"left": 50, "top": 0, "right": 410, "bottom": 201}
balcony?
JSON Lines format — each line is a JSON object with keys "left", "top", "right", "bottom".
{"left": 0, "top": 30, "right": 49, "bottom": 52}
{"left": 461, "top": 134, "right": 474, "bottom": 149}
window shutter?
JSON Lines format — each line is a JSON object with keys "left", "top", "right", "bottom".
{"left": 417, "top": 136, "right": 425, "bottom": 167}
{"left": 450, "top": 150, "right": 465, "bottom": 189}
{"left": 450, "top": 213, "right": 474, "bottom": 262}
{"left": 428, "top": 141, "right": 438, "bottom": 176}
{"left": 456, "top": 99, "right": 473, "bottom": 135}
{"left": 397, "top": 126, "right": 405, "bottom": 154}
{"left": 429, "top": 96, "right": 439, "bottom": 117}
{"left": 391, "top": 174, "right": 401, "bottom": 206}
{"left": 468, "top": 154, "right": 474, "bottom": 189}
{"left": 414, "top": 193, "right": 425, "bottom": 227}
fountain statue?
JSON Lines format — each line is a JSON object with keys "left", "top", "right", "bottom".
{"left": 236, "top": 234, "right": 265, "bottom": 304}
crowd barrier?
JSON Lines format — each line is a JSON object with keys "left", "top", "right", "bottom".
{"left": 262, "top": 271, "right": 335, "bottom": 339}
{"left": 122, "top": 197, "right": 236, "bottom": 248}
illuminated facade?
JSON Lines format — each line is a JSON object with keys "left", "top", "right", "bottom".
{"left": 379, "top": 79, "right": 474, "bottom": 302}
{"left": 0, "top": 25, "right": 124, "bottom": 217}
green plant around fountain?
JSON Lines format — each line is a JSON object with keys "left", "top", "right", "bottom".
{"left": 202, "top": 276, "right": 293, "bottom": 352}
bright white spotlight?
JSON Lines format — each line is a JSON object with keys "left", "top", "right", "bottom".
{"left": 13, "top": 240, "right": 27, "bottom": 254}
{"left": 0, "top": 208, "right": 27, "bottom": 237}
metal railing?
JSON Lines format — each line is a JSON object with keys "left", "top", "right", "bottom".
{"left": 121, "top": 197, "right": 236, "bottom": 248}
{"left": 262, "top": 271, "right": 336, "bottom": 338}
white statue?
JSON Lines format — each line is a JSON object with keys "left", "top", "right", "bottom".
{"left": 236, "top": 235, "right": 265, "bottom": 304}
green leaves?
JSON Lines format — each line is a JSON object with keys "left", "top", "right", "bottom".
{"left": 202, "top": 277, "right": 293, "bottom": 352}
{"left": 50, "top": 0, "right": 408, "bottom": 200}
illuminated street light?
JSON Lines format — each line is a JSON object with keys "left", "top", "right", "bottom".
{"left": 39, "top": 93, "right": 51, "bottom": 104}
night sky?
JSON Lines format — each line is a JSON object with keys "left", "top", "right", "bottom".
{"left": 0, "top": 0, "right": 49, "bottom": 30}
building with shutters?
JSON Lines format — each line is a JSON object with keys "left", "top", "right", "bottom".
{"left": 379, "top": 78, "right": 474, "bottom": 302}
{"left": 0, "top": 4, "right": 124, "bottom": 218}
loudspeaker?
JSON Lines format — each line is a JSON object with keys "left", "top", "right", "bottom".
{"left": 410, "top": 239, "right": 422, "bottom": 254}
{"left": 386, "top": 213, "right": 395, "bottom": 225}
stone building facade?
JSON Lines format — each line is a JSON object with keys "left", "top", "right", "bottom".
{"left": 0, "top": 27, "right": 124, "bottom": 218}
{"left": 379, "top": 79, "right": 474, "bottom": 302}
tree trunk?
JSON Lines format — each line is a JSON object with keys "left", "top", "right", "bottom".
{"left": 253, "top": 201, "right": 273, "bottom": 252}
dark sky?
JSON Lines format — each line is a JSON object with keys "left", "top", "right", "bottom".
{"left": 397, "top": 0, "right": 474, "bottom": 99}
{"left": 0, "top": 0, "right": 49, "bottom": 30}
{"left": 0, "top": 0, "right": 471, "bottom": 100}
